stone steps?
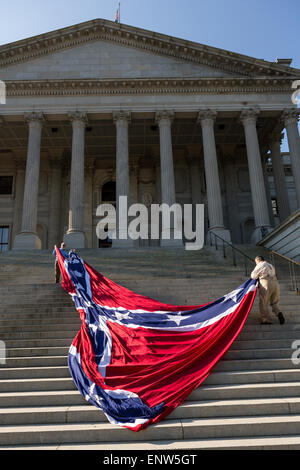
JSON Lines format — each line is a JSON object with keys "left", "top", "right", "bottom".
{"left": 2, "top": 356, "right": 298, "bottom": 372}
{"left": 2, "top": 328, "right": 299, "bottom": 348}
{"left": 2, "top": 397, "right": 300, "bottom": 427}
{"left": 1, "top": 414, "right": 300, "bottom": 447}
{"left": 1, "top": 377, "right": 300, "bottom": 399}
{"left": 2, "top": 346, "right": 297, "bottom": 360}
{"left": 2, "top": 338, "right": 297, "bottom": 353}
{"left": 3, "top": 435, "right": 300, "bottom": 451}
{"left": 1, "top": 322, "right": 300, "bottom": 340}
{"left": 0, "top": 246, "right": 300, "bottom": 449}
{"left": 1, "top": 365, "right": 299, "bottom": 384}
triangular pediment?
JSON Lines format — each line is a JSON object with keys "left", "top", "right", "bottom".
{"left": 0, "top": 38, "right": 247, "bottom": 81}
{"left": 0, "top": 18, "right": 299, "bottom": 82}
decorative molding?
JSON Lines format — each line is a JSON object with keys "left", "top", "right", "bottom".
{"left": 0, "top": 19, "right": 299, "bottom": 78}
{"left": 68, "top": 111, "right": 88, "bottom": 123}
{"left": 240, "top": 107, "right": 260, "bottom": 125}
{"left": 112, "top": 110, "right": 131, "bottom": 123}
{"left": 24, "top": 111, "right": 45, "bottom": 123}
{"left": 155, "top": 110, "right": 175, "bottom": 124}
{"left": 281, "top": 108, "right": 300, "bottom": 125}
{"left": 197, "top": 109, "right": 217, "bottom": 125}
{"left": 4, "top": 77, "right": 296, "bottom": 98}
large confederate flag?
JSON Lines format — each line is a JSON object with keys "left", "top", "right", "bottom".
{"left": 56, "top": 247, "right": 257, "bottom": 432}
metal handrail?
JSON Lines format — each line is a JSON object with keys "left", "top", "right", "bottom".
{"left": 269, "top": 250, "right": 300, "bottom": 267}
{"left": 209, "top": 231, "right": 254, "bottom": 276}
{"left": 268, "top": 250, "right": 300, "bottom": 293}
{"left": 209, "top": 232, "right": 300, "bottom": 294}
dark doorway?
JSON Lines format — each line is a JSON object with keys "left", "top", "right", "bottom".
{"left": 99, "top": 181, "right": 116, "bottom": 248}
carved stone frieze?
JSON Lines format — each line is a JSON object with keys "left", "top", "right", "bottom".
{"left": 4, "top": 77, "right": 295, "bottom": 98}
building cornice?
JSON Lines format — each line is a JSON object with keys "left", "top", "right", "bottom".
{"left": 4, "top": 77, "right": 296, "bottom": 98}
{"left": 0, "top": 18, "right": 299, "bottom": 79}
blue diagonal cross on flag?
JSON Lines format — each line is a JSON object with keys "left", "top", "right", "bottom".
{"left": 56, "top": 246, "right": 258, "bottom": 431}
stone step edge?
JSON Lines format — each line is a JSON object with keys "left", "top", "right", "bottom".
{"left": 1, "top": 396, "right": 300, "bottom": 415}
{"left": 2, "top": 347, "right": 297, "bottom": 358}
{"left": 1, "top": 414, "right": 300, "bottom": 434}
{"left": 2, "top": 435, "right": 300, "bottom": 450}
{"left": 1, "top": 366, "right": 299, "bottom": 378}
{"left": 0, "top": 381, "right": 300, "bottom": 397}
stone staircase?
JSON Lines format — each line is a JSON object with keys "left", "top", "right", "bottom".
{"left": 0, "top": 246, "right": 300, "bottom": 450}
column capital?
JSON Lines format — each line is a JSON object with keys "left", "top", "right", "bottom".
{"left": 113, "top": 110, "right": 131, "bottom": 124}
{"left": 281, "top": 108, "right": 299, "bottom": 126}
{"left": 24, "top": 111, "right": 45, "bottom": 126}
{"left": 68, "top": 111, "right": 88, "bottom": 125}
{"left": 197, "top": 109, "right": 217, "bottom": 126}
{"left": 240, "top": 107, "right": 260, "bottom": 125}
{"left": 155, "top": 110, "right": 175, "bottom": 125}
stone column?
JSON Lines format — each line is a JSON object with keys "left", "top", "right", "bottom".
{"left": 112, "top": 111, "right": 134, "bottom": 247}
{"left": 13, "top": 112, "right": 44, "bottom": 250}
{"left": 64, "top": 112, "right": 87, "bottom": 249}
{"left": 198, "top": 110, "right": 231, "bottom": 243}
{"left": 11, "top": 153, "right": 26, "bottom": 243}
{"left": 269, "top": 132, "right": 291, "bottom": 222}
{"left": 186, "top": 149, "right": 202, "bottom": 232}
{"left": 282, "top": 109, "right": 300, "bottom": 208}
{"left": 240, "top": 108, "right": 273, "bottom": 242}
{"left": 261, "top": 149, "right": 275, "bottom": 227}
{"left": 84, "top": 157, "right": 95, "bottom": 248}
{"left": 155, "top": 111, "right": 183, "bottom": 246}
{"left": 48, "top": 150, "right": 63, "bottom": 248}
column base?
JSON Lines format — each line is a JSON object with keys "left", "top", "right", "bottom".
{"left": 251, "top": 226, "right": 274, "bottom": 244}
{"left": 13, "top": 232, "right": 42, "bottom": 250}
{"left": 207, "top": 228, "right": 231, "bottom": 246}
{"left": 64, "top": 231, "right": 85, "bottom": 249}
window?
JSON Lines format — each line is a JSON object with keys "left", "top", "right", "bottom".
{"left": 271, "top": 198, "right": 279, "bottom": 217}
{"left": 0, "top": 226, "right": 9, "bottom": 252}
{"left": 0, "top": 176, "right": 13, "bottom": 195}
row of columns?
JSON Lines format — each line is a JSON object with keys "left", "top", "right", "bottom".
{"left": 12, "top": 108, "right": 300, "bottom": 250}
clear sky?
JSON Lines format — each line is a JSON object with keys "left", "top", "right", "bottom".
{"left": 0, "top": 0, "right": 299, "bottom": 150}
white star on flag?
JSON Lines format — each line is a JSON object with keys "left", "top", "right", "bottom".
{"left": 166, "top": 313, "right": 190, "bottom": 326}
{"left": 222, "top": 288, "right": 243, "bottom": 304}
{"left": 114, "top": 310, "right": 132, "bottom": 322}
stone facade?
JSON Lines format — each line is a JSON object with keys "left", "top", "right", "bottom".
{"left": 0, "top": 18, "right": 299, "bottom": 250}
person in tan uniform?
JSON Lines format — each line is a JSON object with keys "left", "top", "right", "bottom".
{"left": 251, "top": 256, "right": 285, "bottom": 325}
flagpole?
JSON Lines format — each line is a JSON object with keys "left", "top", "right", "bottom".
{"left": 119, "top": 2, "right": 121, "bottom": 23}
